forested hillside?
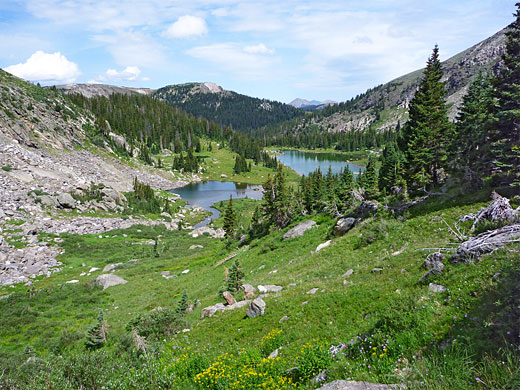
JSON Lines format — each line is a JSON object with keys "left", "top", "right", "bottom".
{"left": 154, "top": 82, "right": 304, "bottom": 132}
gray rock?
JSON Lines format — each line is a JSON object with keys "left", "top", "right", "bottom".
{"left": 342, "top": 269, "right": 354, "bottom": 278}
{"left": 94, "top": 274, "right": 127, "bottom": 290}
{"left": 279, "top": 315, "right": 290, "bottom": 323}
{"left": 283, "top": 220, "right": 316, "bottom": 239}
{"left": 349, "top": 201, "right": 379, "bottom": 219}
{"left": 258, "top": 285, "right": 283, "bottom": 293}
{"left": 189, "top": 244, "right": 204, "bottom": 250}
{"left": 246, "top": 298, "right": 266, "bottom": 318}
{"left": 307, "top": 288, "right": 319, "bottom": 295}
{"left": 334, "top": 218, "right": 357, "bottom": 236}
{"left": 40, "top": 195, "right": 58, "bottom": 207}
{"left": 316, "top": 380, "right": 404, "bottom": 390}
{"left": 312, "top": 370, "right": 328, "bottom": 384}
{"left": 102, "top": 263, "right": 122, "bottom": 273}
{"left": 57, "top": 192, "right": 76, "bottom": 209}
{"left": 242, "top": 283, "right": 256, "bottom": 299}
{"left": 428, "top": 283, "right": 447, "bottom": 293}
{"left": 268, "top": 348, "right": 279, "bottom": 359}
{"left": 316, "top": 240, "right": 331, "bottom": 253}
{"left": 201, "top": 303, "right": 226, "bottom": 318}
{"left": 422, "top": 252, "right": 445, "bottom": 271}
{"left": 371, "top": 268, "right": 383, "bottom": 273}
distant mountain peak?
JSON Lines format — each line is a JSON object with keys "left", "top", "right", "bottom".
{"left": 289, "top": 98, "right": 337, "bottom": 110}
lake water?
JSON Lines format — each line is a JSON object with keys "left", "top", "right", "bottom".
{"left": 276, "top": 150, "right": 363, "bottom": 176}
{"left": 170, "top": 150, "right": 363, "bottom": 227}
{"left": 170, "top": 181, "right": 262, "bottom": 227}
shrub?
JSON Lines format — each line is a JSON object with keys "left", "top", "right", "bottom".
{"left": 296, "top": 339, "right": 332, "bottom": 381}
{"left": 126, "top": 308, "right": 183, "bottom": 341}
{"left": 260, "top": 329, "right": 284, "bottom": 357}
{"left": 2, "top": 164, "right": 13, "bottom": 172}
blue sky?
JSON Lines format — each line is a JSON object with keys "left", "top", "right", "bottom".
{"left": 0, "top": 0, "right": 514, "bottom": 103}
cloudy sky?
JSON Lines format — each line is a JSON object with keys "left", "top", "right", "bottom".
{"left": 0, "top": 0, "right": 513, "bottom": 103}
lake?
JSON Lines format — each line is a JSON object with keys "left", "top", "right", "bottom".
{"left": 170, "top": 181, "right": 262, "bottom": 227}
{"left": 170, "top": 150, "right": 364, "bottom": 226}
{"left": 276, "top": 150, "right": 363, "bottom": 176}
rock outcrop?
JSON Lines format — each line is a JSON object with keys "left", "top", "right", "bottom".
{"left": 94, "top": 274, "right": 128, "bottom": 289}
{"left": 283, "top": 220, "right": 316, "bottom": 239}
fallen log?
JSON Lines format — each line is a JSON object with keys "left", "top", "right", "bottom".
{"left": 459, "top": 192, "right": 518, "bottom": 231}
{"left": 450, "top": 224, "right": 520, "bottom": 264}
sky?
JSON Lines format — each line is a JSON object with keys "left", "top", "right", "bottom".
{"left": 0, "top": 0, "right": 514, "bottom": 103}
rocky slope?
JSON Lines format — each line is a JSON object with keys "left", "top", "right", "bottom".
{"left": 0, "top": 70, "right": 193, "bottom": 287}
{"left": 301, "top": 25, "right": 508, "bottom": 134}
{"left": 55, "top": 83, "right": 154, "bottom": 98}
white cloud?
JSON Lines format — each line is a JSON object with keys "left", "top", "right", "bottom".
{"left": 186, "top": 43, "right": 279, "bottom": 80}
{"left": 106, "top": 66, "right": 141, "bottom": 80}
{"left": 4, "top": 51, "right": 80, "bottom": 84}
{"left": 93, "top": 31, "right": 166, "bottom": 68}
{"left": 164, "top": 15, "right": 208, "bottom": 39}
{"left": 243, "top": 43, "right": 274, "bottom": 55}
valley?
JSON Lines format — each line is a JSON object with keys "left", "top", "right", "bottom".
{"left": 1, "top": 4, "right": 520, "bottom": 390}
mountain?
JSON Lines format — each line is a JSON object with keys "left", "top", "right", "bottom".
{"left": 55, "top": 83, "right": 154, "bottom": 98}
{"left": 289, "top": 98, "right": 337, "bottom": 110}
{"left": 284, "top": 25, "right": 508, "bottom": 136}
{"left": 153, "top": 82, "right": 304, "bottom": 132}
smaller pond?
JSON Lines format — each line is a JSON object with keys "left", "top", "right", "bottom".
{"left": 276, "top": 150, "right": 364, "bottom": 176}
{"left": 170, "top": 181, "right": 263, "bottom": 227}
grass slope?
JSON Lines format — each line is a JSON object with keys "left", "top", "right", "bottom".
{"left": 0, "top": 192, "right": 518, "bottom": 389}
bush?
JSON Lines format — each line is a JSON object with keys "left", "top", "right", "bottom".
{"left": 296, "top": 339, "right": 332, "bottom": 381}
{"left": 2, "top": 164, "right": 13, "bottom": 172}
{"left": 126, "top": 308, "right": 183, "bottom": 341}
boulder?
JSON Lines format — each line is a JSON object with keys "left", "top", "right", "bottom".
{"left": 334, "top": 218, "right": 357, "bottom": 236}
{"left": 223, "top": 291, "right": 236, "bottom": 305}
{"left": 283, "top": 220, "right": 316, "bottom": 239}
{"left": 190, "top": 226, "right": 226, "bottom": 238}
{"left": 428, "top": 283, "right": 447, "bottom": 293}
{"left": 201, "top": 303, "right": 226, "bottom": 318}
{"left": 57, "top": 192, "right": 76, "bottom": 209}
{"left": 258, "top": 285, "right": 283, "bottom": 293}
{"left": 422, "top": 252, "right": 445, "bottom": 271}
{"left": 40, "top": 195, "right": 58, "bottom": 208}
{"left": 316, "top": 240, "right": 331, "bottom": 253}
{"left": 349, "top": 201, "right": 379, "bottom": 219}
{"left": 342, "top": 269, "right": 354, "bottom": 278}
{"left": 102, "top": 263, "right": 122, "bottom": 273}
{"left": 94, "top": 274, "right": 128, "bottom": 290}
{"left": 242, "top": 284, "right": 256, "bottom": 299}
{"left": 316, "top": 380, "right": 404, "bottom": 390}
{"left": 246, "top": 298, "right": 266, "bottom": 318}
{"left": 307, "top": 288, "right": 319, "bottom": 295}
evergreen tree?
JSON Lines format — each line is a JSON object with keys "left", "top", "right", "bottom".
{"left": 493, "top": 3, "right": 520, "bottom": 185}
{"left": 273, "top": 163, "right": 291, "bottom": 228}
{"left": 85, "top": 309, "right": 107, "bottom": 350}
{"left": 401, "top": 45, "right": 453, "bottom": 190}
{"left": 379, "top": 143, "right": 404, "bottom": 193}
{"left": 226, "top": 260, "right": 244, "bottom": 293}
{"left": 362, "top": 156, "right": 379, "bottom": 199}
{"left": 175, "top": 291, "right": 188, "bottom": 317}
{"left": 222, "top": 195, "right": 237, "bottom": 238}
{"left": 453, "top": 72, "right": 496, "bottom": 176}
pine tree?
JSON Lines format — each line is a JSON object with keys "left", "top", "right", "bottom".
{"left": 222, "top": 195, "right": 236, "bottom": 238}
{"left": 379, "top": 143, "right": 404, "bottom": 193}
{"left": 273, "top": 163, "right": 291, "bottom": 228}
{"left": 493, "top": 3, "right": 520, "bottom": 185}
{"left": 226, "top": 260, "right": 244, "bottom": 293}
{"left": 362, "top": 156, "right": 379, "bottom": 199}
{"left": 85, "top": 309, "right": 107, "bottom": 350}
{"left": 175, "top": 291, "right": 188, "bottom": 317}
{"left": 401, "top": 45, "right": 453, "bottom": 190}
{"left": 453, "top": 72, "right": 496, "bottom": 176}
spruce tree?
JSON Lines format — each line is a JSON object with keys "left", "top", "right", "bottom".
{"left": 85, "top": 309, "right": 107, "bottom": 350}
{"left": 401, "top": 45, "right": 453, "bottom": 190}
{"left": 222, "top": 195, "right": 236, "bottom": 238}
{"left": 379, "top": 143, "right": 404, "bottom": 193}
{"left": 226, "top": 260, "right": 244, "bottom": 293}
{"left": 453, "top": 72, "right": 496, "bottom": 176}
{"left": 273, "top": 163, "right": 291, "bottom": 228}
{"left": 493, "top": 3, "right": 520, "bottom": 185}
{"left": 175, "top": 291, "right": 188, "bottom": 317}
{"left": 362, "top": 156, "right": 379, "bottom": 199}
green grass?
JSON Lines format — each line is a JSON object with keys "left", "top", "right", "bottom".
{"left": 160, "top": 141, "right": 301, "bottom": 186}
{"left": 1, "top": 193, "right": 518, "bottom": 389}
